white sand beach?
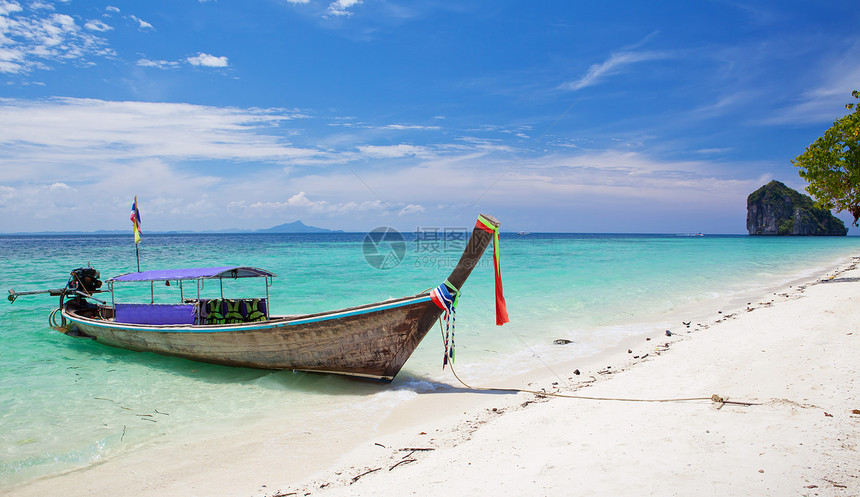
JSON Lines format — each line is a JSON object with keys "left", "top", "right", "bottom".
{"left": 8, "top": 260, "right": 859, "bottom": 497}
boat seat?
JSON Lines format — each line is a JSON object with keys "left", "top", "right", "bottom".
{"left": 115, "top": 303, "right": 198, "bottom": 325}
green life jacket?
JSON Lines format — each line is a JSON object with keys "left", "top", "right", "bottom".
{"left": 245, "top": 299, "right": 265, "bottom": 322}
{"left": 224, "top": 299, "right": 244, "bottom": 324}
{"left": 206, "top": 299, "right": 225, "bottom": 325}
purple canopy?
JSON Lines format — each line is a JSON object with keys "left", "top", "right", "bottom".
{"left": 108, "top": 266, "right": 275, "bottom": 283}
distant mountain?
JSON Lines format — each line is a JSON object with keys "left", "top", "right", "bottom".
{"left": 255, "top": 221, "right": 342, "bottom": 233}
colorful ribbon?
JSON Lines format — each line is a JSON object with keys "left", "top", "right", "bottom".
{"left": 475, "top": 215, "right": 509, "bottom": 326}
{"left": 431, "top": 280, "right": 459, "bottom": 368}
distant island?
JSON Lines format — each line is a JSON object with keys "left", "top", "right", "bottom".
{"left": 1, "top": 220, "right": 343, "bottom": 236}
{"left": 746, "top": 180, "right": 848, "bottom": 236}
{"left": 252, "top": 220, "right": 341, "bottom": 233}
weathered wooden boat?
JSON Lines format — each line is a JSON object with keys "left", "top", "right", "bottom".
{"left": 8, "top": 215, "right": 503, "bottom": 382}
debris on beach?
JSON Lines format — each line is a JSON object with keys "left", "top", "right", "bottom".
{"left": 351, "top": 467, "right": 381, "bottom": 484}
{"left": 553, "top": 339, "right": 572, "bottom": 345}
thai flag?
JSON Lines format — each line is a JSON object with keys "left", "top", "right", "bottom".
{"left": 130, "top": 196, "right": 141, "bottom": 244}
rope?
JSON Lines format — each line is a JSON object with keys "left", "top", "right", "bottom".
{"left": 438, "top": 320, "right": 757, "bottom": 406}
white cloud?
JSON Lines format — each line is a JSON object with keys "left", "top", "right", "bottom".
{"left": 84, "top": 19, "right": 112, "bottom": 32}
{"left": 128, "top": 14, "right": 153, "bottom": 30}
{"left": 106, "top": 6, "right": 120, "bottom": 14}
{"left": 561, "top": 50, "right": 669, "bottom": 91}
{"left": 138, "top": 52, "right": 233, "bottom": 70}
{"left": 137, "top": 58, "right": 179, "bottom": 69}
{"left": 380, "top": 124, "right": 441, "bottom": 130}
{"left": 0, "top": 1, "right": 23, "bottom": 15}
{"left": 186, "top": 52, "right": 229, "bottom": 67}
{"left": 0, "top": 2, "right": 113, "bottom": 74}
{"left": 327, "top": 0, "right": 361, "bottom": 16}
{"left": 397, "top": 204, "right": 425, "bottom": 216}
{"left": 328, "top": 121, "right": 442, "bottom": 131}
{"left": 228, "top": 192, "right": 395, "bottom": 218}
{"left": 0, "top": 96, "right": 769, "bottom": 233}
{"left": 357, "top": 144, "right": 428, "bottom": 159}
{"left": 0, "top": 98, "right": 319, "bottom": 170}
{"left": 28, "top": 1, "right": 53, "bottom": 11}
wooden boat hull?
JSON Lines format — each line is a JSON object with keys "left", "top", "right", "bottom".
{"left": 61, "top": 294, "right": 442, "bottom": 381}
{"left": 56, "top": 214, "right": 500, "bottom": 381}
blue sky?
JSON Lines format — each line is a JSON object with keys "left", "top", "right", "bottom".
{"left": 1, "top": 0, "right": 858, "bottom": 234}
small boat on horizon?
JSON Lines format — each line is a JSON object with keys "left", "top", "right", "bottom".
{"left": 8, "top": 214, "right": 506, "bottom": 382}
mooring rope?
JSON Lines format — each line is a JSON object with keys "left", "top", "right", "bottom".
{"left": 437, "top": 320, "right": 757, "bottom": 406}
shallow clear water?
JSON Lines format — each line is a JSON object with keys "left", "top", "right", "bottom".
{"left": 1, "top": 231, "right": 857, "bottom": 488}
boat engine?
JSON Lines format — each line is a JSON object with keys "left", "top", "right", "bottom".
{"left": 68, "top": 267, "right": 102, "bottom": 295}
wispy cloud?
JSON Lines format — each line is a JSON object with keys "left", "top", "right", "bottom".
{"left": 559, "top": 31, "right": 669, "bottom": 91}
{"left": 0, "top": 97, "right": 768, "bottom": 233}
{"left": 0, "top": 97, "right": 315, "bottom": 167}
{"left": 137, "top": 58, "right": 180, "bottom": 69}
{"left": 758, "top": 51, "right": 860, "bottom": 126}
{"left": 227, "top": 192, "right": 412, "bottom": 218}
{"left": 357, "top": 144, "right": 428, "bottom": 158}
{"left": 561, "top": 49, "right": 669, "bottom": 91}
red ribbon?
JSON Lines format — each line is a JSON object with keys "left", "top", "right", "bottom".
{"left": 475, "top": 217, "right": 509, "bottom": 326}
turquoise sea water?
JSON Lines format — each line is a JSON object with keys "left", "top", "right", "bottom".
{"left": 1, "top": 231, "right": 858, "bottom": 489}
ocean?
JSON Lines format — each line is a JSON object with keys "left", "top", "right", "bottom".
{"left": 1, "top": 230, "right": 858, "bottom": 489}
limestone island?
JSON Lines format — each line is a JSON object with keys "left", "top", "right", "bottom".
{"left": 746, "top": 180, "right": 848, "bottom": 236}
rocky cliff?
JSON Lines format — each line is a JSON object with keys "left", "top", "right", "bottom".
{"left": 747, "top": 181, "right": 848, "bottom": 235}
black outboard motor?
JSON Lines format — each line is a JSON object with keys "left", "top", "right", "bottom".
{"left": 69, "top": 267, "right": 102, "bottom": 295}
{"left": 60, "top": 267, "right": 104, "bottom": 313}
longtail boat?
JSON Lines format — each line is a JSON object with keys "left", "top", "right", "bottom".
{"left": 7, "top": 214, "right": 505, "bottom": 382}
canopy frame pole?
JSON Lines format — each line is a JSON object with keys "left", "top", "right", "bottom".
{"left": 196, "top": 279, "right": 203, "bottom": 324}
{"left": 265, "top": 276, "right": 272, "bottom": 319}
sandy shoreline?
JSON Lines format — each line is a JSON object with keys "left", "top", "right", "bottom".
{"left": 276, "top": 259, "right": 860, "bottom": 497}
{"left": 8, "top": 258, "right": 859, "bottom": 496}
